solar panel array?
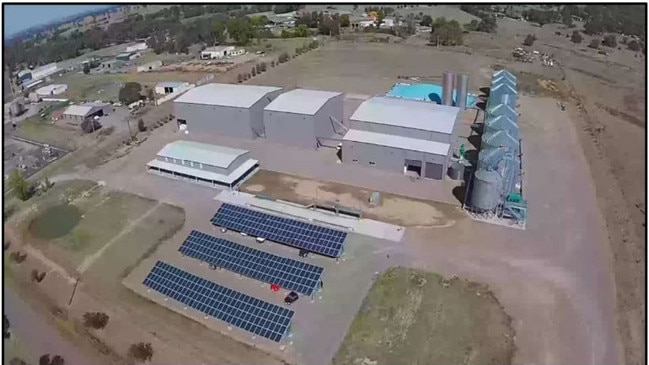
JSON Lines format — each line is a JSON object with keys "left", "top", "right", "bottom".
{"left": 180, "top": 230, "right": 324, "bottom": 295}
{"left": 211, "top": 203, "right": 347, "bottom": 257}
{"left": 143, "top": 261, "right": 294, "bottom": 342}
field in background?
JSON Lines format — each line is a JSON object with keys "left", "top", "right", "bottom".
{"left": 333, "top": 267, "right": 515, "bottom": 365}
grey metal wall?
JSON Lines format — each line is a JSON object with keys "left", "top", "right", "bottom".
{"left": 342, "top": 140, "right": 449, "bottom": 180}
{"left": 249, "top": 89, "right": 283, "bottom": 138}
{"left": 175, "top": 103, "right": 254, "bottom": 139}
{"left": 314, "top": 94, "right": 345, "bottom": 146}
{"left": 155, "top": 151, "right": 250, "bottom": 175}
{"left": 263, "top": 111, "right": 317, "bottom": 149}
{"left": 349, "top": 119, "right": 453, "bottom": 144}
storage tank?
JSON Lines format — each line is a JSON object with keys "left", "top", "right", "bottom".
{"left": 485, "top": 115, "right": 519, "bottom": 139}
{"left": 442, "top": 71, "right": 455, "bottom": 106}
{"left": 471, "top": 169, "right": 502, "bottom": 212}
{"left": 482, "top": 130, "right": 518, "bottom": 151}
{"left": 9, "top": 100, "right": 24, "bottom": 116}
{"left": 448, "top": 161, "right": 466, "bottom": 180}
{"left": 455, "top": 73, "right": 469, "bottom": 109}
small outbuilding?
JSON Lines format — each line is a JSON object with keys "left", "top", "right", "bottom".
{"left": 62, "top": 102, "right": 113, "bottom": 125}
{"left": 200, "top": 46, "right": 244, "bottom": 60}
{"left": 137, "top": 60, "right": 163, "bottom": 72}
{"left": 155, "top": 81, "right": 189, "bottom": 95}
{"left": 174, "top": 83, "right": 283, "bottom": 139}
{"left": 35, "top": 84, "right": 68, "bottom": 97}
{"left": 146, "top": 140, "right": 259, "bottom": 189}
{"left": 263, "top": 89, "right": 344, "bottom": 149}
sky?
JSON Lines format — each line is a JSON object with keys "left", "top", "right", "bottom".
{"left": 4, "top": 5, "right": 112, "bottom": 36}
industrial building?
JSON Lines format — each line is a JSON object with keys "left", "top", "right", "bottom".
{"left": 35, "top": 84, "right": 68, "bottom": 97}
{"left": 62, "top": 102, "right": 113, "bottom": 124}
{"left": 348, "top": 96, "right": 461, "bottom": 145}
{"left": 116, "top": 52, "right": 139, "bottom": 61}
{"left": 126, "top": 42, "right": 148, "bottom": 53}
{"left": 342, "top": 96, "right": 460, "bottom": 180}
{"left": 174, "top": 83, "right": 283, "bottom": 139}
{"left": 16, "top": 63, "right": 58, "bottom": 84}
{"left": 155, "top": 82, "right": 189, "bottom": 95}
{"left": 146, "top": 140, "right": 259, "bottom": 189}
{"left": 263, "top": 89, "right": 344, "bottom": 149}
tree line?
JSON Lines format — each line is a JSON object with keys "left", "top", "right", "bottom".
{"left": 4, "top": 4, "right": 304, "bottom": 70}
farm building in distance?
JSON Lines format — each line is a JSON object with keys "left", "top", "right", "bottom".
{"left": 146, "top": 140, "right": 259, "bottom": 189}
{"left": 155, "top": 81, "right": 190, "bottom": 95}
{"left": 126, "top": 42, "right": 148, "bottom": 53}
{"left": 35, "top": 84, "right": 68, "bottom": 96}
{"left": 62, "top": 102, "right": 113, "bottom": 124}
{"left": 116, "top": 52, "right": 139, "bottom": 61}
{"left": 263, "top": 89, "right": 344, "bottom": 149}
{"left": 342, "top": 96, "right": 461, "bottom": 180}
{"left": 174, "top": 83, "right": 283, "bottom": 139}
{"left": 200, "top": 46, "right": 244, "bottom": 59}
{"left": 137, "top": 60, "right": 163, "bottom": 72}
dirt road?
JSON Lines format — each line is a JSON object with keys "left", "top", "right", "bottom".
{"left": 4, "top": 289, "right": 98, "bottom": 365}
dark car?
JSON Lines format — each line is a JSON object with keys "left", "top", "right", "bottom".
{"left": 284, "top": 291, "right": 299, "bottom": 305}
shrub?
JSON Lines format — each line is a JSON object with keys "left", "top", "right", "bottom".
{"left": 589, "top": 39, "right": 600, "bottom": 49}
{"left": 570, "top": 30, "right": 582, "bottom": 44}
{"left": 270, "top": 60, "right": 275, "bottom": 67}
{"left": 9, "top": 251, "right": 27, "bottom": 263}
{"left": 628, "top": 39, "right": 641, "bottom": 51}
{"left": 31, "top": 270, "right": 46, "bottom": 283}
{"left": 9, "top": 358, "right": 28, "bottom": 365}
{"left": 251, "top": 67, "right": 257, "bottom": 76}
{"left": 602, "top": 34, "right": 617, "bottom": 48}
{"left": 39, "top": 355, "right": 50, "bottom": 365}
{"left": 50, "top": 356, "right": 64, "bottom": 365}
{"left": 237, "top": 74, "right": 243, "bottom": 83}
{"left": 137, "top": 119, "right": 146, "bottom": 132}
{"left": 128, "top": 342, "right": 153, "bottom": 362}
{"left": 523, "top": 34, "right": 537, "bottom": 46}
{"left": 255, "top": 63, "right": 261, "bottom": 73}
{"left": 83, "top": 312, "right": 109, "bottom": 329}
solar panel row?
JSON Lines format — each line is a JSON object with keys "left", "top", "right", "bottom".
{"left": 180, "top": 230, "right": 324, "bottom": 295}
{"left": 211, "top": 203, "right": 347, "bottom": 257}
{"left": 143, "top": 261, "right": 294, "bottom": 342}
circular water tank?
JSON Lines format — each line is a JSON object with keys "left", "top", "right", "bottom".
{"left": 448, "top": 161, "right": 465, "bottom": 180}
{"left": 471, "top": 169, "right": 502, "bottom": 212}
{"left": 477, "top": 147, "right": 505, "bottom": 170}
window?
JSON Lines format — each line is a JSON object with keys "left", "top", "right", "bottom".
{"left": 181, "top": 160, "right": 185, "bottom": 165}
{"left": 189, "top": 161, "right": 194, "bottom": 167}
{"left": 164, "top": 157, "right": 169, "bottom": 162}
{"left": 199, "top": 163, "right": 203, "bottom": 169}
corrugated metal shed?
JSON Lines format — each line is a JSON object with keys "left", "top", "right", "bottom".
{"left": 264, "top": 89, "right": 342, "bottom": 115}
{"left": 156, "top": 140, "right": 248, "bottom": 169}
{"left": 350, "top": 96, "right": 460, "bottom": 134}
{"left": 156, "top": 81, "right": 188, "bottom": 89}
{"left": 175, "top": 83, "right": 282, "bottom": 108}
{"left": 64, "top": 105, "right": 94, "bottom": 117}
{"left": 343, "top": 129, "right": 450, "bottom": 155}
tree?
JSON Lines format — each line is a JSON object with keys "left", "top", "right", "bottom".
{"left": 602, "top": 34, "right": 617, "bottom": 47}
{"left": 340, "top": 14, "right": 350, "bottom": 28}
{"left": 255, "top": 63, "right": 261, "bottom": 74}
{"left": 83, "top": 63, "right": 90, "bottom": 75}
{"left": 523, "top": 34, "right": 537, "bottom": 46}
{"left": 211, "top": 20, "right": 226, "bottom": 45}
{"left": 137, "top": 119, "right": 146, "bottom": 132}
{"left": 375, "top": 9, "right": 386, "bottom": 28}
{"left": 420, "top": 15, "right": 433, "bottom": 27}
{"left": 430, "top": 18, "right": 463, "bottom": 46}
{"left": 128, "top": 343, "right": 153, "bottom": 362}
{"left": 237, "top": 74, "right": 243, "bottom": 83}
{"left": 251, "top": 67, "right": 256, "bottom": 76}
{"left": 8, "top": 170, "right": 31, "bottom": 201}
{"left": 226, "top": 17, "right": 255, "bottom": 45}
{"left": 9, "top": 358, "right": 27, "bottom": 365}
{"left": 83, "top": 312, "right": 110, "bottom": 329}
{"left": 589, "top": 38, "right": 600, "bottom": 49}
{"left": 146, "top": 87, "right": 155, "bottom": 101}
{"left": 259, "top": 62, "right": 267, "bottom": 72}
{"left": 118, "top": 82, "right": 142, "bottom": 105}
{"left": 476, "top": 14, "right": 497, "bottom": 33}
{"left": 464, "top": 19, "right": 479, "bottom": 32}
{"left": 39, "top": 355, "right": 50, "bottom": 365}
{"left": 50, "top": 356, "right": 65, "bottom": 365}
{"left": 570, "top": 30, "right": 583, "bottom": 43}
{"left": 628, "top": 39, "right": 641, "bottom": 52}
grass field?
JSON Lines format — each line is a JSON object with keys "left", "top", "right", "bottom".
{"left": 21, "top": 180, "right": 158, "bottom": 272}
{"left": 333, "top": 267, "right": 515, "bottom": 365}
{"left": 16, "top": 117, "right": 80, "bottom": 151}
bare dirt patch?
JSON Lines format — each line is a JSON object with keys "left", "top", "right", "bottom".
{"left": 333, "top": 267, "right": 515, "bottom": 365}
{"left": 241, "top": 170, "right": 463, "bottom": 227}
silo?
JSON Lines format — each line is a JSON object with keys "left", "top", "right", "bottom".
{"left": 482, "top": 129, "right": 518, "bottom": 151}
{"left": 485, "top": 115, "right": 519, "bottom": 139}
{"left": 455, "top": 73, "right": 469, "bottom": 109}
{"left": 477, "top": 147, "right": 506, "bottom": 170}
{"left": 442, "top": 71, "right": 455, "bottom": 106}
{"left": 471, "top": 169, "right": 502, "bottom": 212}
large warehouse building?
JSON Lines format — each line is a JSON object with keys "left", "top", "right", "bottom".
{"left": 146, "top": 140, "right": 259, "bottom": 189}
{"left": 263, "top": 89, "right": 345, "bottom": 149}
{"left": 174, "top": 84, "right": 283, "bottom": 139}
{"left": 342, "top": 96, "right": 461, "bottom": 180}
